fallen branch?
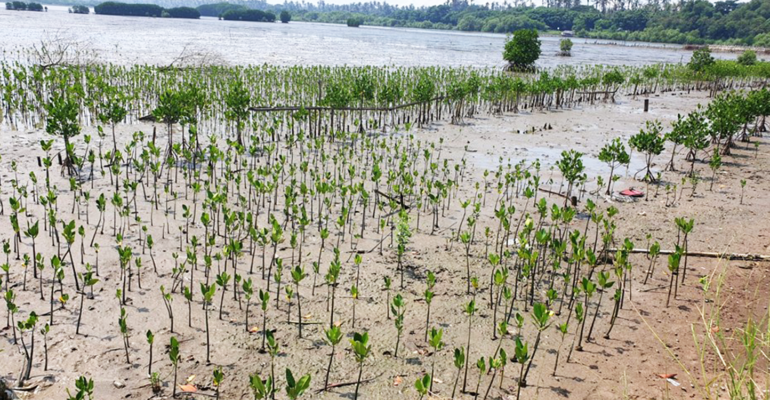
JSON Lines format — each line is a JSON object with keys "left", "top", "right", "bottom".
{"left": 315, "top": 373, "right": 382, "bottom": 393}
{"left": 375, "top": 190, "right": 410, "bottom": 210}
{"left": 611, "top": 248, "right": 770, "bottom": 261}
{"left": 538, "top": 188, "right": 577, "bottom": 206}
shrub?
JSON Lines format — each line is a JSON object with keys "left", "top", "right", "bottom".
{"left": 688, "top": 46, "right": 715, "bottom": 73}
{"left": 280, "top": 10, "right": 290, "bottom": 23}
{"left": 347, "top": 17, "right": 363, "bottom": 27}
{"left": 27, "top": 2, "right": 42, "bottom": 11}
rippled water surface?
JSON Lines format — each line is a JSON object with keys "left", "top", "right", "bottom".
{"left": 1, "top": 5, "right": 732, "bottom": 67}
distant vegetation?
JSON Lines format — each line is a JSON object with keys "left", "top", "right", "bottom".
{"left": 69, "top": 4, "right": 89, "bottom": 13}
{"left": 220, "top": 8, "right": 274, "bottom": 22}
{"left": 94, "top": 1, "right": 199, "bottom": 18}
{"left": 5, "top": 1, "right": 43, "bottom": 11}
{"left": 94, "top": 2, "right": 163, "bottom": 17}
{"left": 196, "top": 1, "right": 247, "bottom": 17}
{"left": 280, "top": 9, "right": 290, "bottom": 23}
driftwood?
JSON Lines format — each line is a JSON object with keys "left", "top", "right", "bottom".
{"left": 611, "top": 248, "right": 770, "bottom": 261}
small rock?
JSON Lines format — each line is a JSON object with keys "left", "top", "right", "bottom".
{"left": 114, "top": 380, "right": 126, "bottom": 389}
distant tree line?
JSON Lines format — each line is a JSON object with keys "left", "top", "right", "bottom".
{"left": 5, "top": 1, "right": 44, "bottom": 11}
{"left": 94, "top": 1, "right": 200, "bottom": 18}
{"left": 220, "top": 8, "right": 274, "bottom": 21}
{"left": 184, "top": 0, "right": 770, "bottom": 46}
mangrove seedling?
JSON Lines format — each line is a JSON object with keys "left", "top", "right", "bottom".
{"left": 428, "top": 327, "right": 445, "bottom": 391}
{"left": 391, "top": 293, "right": 406, "bottom": 358}
{"left": 170, "top": 336, "right": 180, "bottom": 398}
{"left": 629, "top": 120, "right": 665, "bottom": 182}
{"left": 213, "top": 366, "right": 224, "bottom": 399}
{"left": 201, "top": 282, "right": 216, "bottom": 363}
{"left": 424, "top": 270, "right": 436, "bottom": 341}
{"left": 598, "top": 138, "right": 630, "bottom": 195}
{"left": 66, "top": 376, "right": 94, "bottom": 400}
{"left": 285, "top": 368, "right": 311, "bottom": 400}
{"left": 415, "top": 373, "right": 431, "bottom": 400}
{"left": 249, "top": 372, "right": 274, "bottom": 400}
{"left": 323, "top": 325, "right": 343, "bottom": 391}
{"left": 552, "top": 322, "right": 569, "bottom": 376}
{"left": 259, "top": 289, "right": 270, "bottom": 351}
{"left": 350, "top": 331, "right": 371, "bottom": 400}
{"left": 291, "top": 265, "right": 306, "bottom": 337}
{"left": 462, "top": 299, "right": 477, "bottom": 393}
{"left": 118, "top": 308, "right": 130, "bottom": 364}
{"left": 146, "top": 330, "right": 154, "bottom": 376}
{"left": 451, "top": 347, "right": 465, "bottom": 399}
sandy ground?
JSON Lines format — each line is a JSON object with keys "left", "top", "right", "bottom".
{"left": 1, "top": 89, "right": 769, "bottom": 400}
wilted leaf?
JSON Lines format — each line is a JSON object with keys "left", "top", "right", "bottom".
{"left": 657, "top": 373, "right": 677, "bottom": 379}
{"left": 179, "top": 384, "right": 197, "bottom": 393}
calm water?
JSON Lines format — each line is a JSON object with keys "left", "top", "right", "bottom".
{"left": 1, "top": 5, "right": 732, "bottom": 67}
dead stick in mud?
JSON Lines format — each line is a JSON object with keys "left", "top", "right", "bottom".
{"left": 610, "top": 248, "right": 770, "bottom": 261}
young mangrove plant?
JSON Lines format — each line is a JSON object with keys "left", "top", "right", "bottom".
{"left": 629, "top": 120, "right": 665, "bottom": 183}
{"left": 169, "top": 336, "right": 180, "bottom": 398}
{"left": 415, "top": 373, "right": 431, "bottom": 400}
{"left": 250, "top": 371, "right": 274, "bottom": 400}
{"left": 290, "top": 265, "right": 306, "bottom": 337}
{"left": 391, "top": 293, "right": 405, "bottom": 358}
{"left": 284, "top": 368, "right": 311, "bottom": 400}
{"left": 201, "top": 282, "right": 216, "bottom": 363}
{"left": 424, "top": 270, "right": 436, "bottom": 341}
{"left": 323, "top": 325, "right": 343, "bottom": 391}
{"left": 598, "top": 138, "right": 630, "bottom": 195}
{"left": 451, "top": 347, "right": 465, "bottom": 399}
{"left": 350, "top": 331, "right": 371, "bottom": 400}
{"left": 427, "top": 327, "right": 444, "bottom": 392}
{"left": 146, "top": 330, "right": 154, "bottom": 377}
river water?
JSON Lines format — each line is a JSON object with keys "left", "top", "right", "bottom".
{"left": 1, "top": 5, "right": 732, "bottom": 67}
